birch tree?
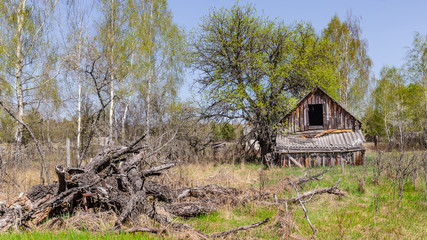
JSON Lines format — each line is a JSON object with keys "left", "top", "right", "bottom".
{"left": 0, "top": 0, "right": 59, "bottom": 183}
{"left": 64, "top": 0, "right": 94, "bottom": 166}
{"left": 323, "top": 13, "right": 372, "bottom": 117}
{"left": 126, "top": 0, "right": 186, "bottom": 140}
{"left": 406, "top": 32, "right": 427, "bottom": 147}
{"left": 98, "top": 0, "right": 128, "bottom": 145}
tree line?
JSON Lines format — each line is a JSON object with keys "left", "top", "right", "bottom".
{"left": 0, "top": 1, "right": 426, "bottom": 176}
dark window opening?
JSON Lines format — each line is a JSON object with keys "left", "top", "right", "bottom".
{"left": 309, "top": 104, "right": 323, "bottom": 126}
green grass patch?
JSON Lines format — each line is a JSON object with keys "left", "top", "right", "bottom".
{"left": 2, "top": 155, "right": 427, "bottom": 239}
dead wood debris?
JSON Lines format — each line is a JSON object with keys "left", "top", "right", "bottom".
{"left": 293, "top": 168, "right": 330, "bottom": 187}
{"left": 0, "top": 136, "right": 347, "bottom": 238}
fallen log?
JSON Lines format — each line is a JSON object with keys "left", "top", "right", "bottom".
{"left": 142, "top": 162, "right": 177, "bottom": 177}
{"left": 176, "top": 185, "right": 240, "bottom": 201}
{"left": 282, "top": 179, "right": 346, "bottom": 204}
{"left": 165, "top": 201, "right": 215, "bottom": 218}
{"left": 293, "top": 168, "right": 330, "bottom": 187}
{"left": 1, "top": 134, "right": 341, "bottom": 238}
{"left": 85, "top": 135, "right": 146, "bottom": 174}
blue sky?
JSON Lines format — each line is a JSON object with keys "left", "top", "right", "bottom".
{"left": 168, "top": 0, "right": 427, "bottom": 99}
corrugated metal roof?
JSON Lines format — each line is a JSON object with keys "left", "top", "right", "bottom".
{"left": 275, "top": 130, "right": 365, "bottom": 153}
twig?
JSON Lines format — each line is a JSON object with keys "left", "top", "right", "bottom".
{"left": 289, "top": 179, "right": 316, "bottom": 237}
{"left": 293, "top": 168, "right": 330, "bottom": 186}
{"left": 209, "top": 218, "right": 270, "bottom": 238}
{"left": 284, "top": 179, "right": 346, "bottom": 203}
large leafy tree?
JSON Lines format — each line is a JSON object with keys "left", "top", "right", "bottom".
{"left": 323, "top": 14, "right": 372, "bottom": 117}
{"left": 191, "top": 4, "right": 336, "bottom": 165}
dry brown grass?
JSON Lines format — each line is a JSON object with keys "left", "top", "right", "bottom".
{"left": 1, "top": 151, "right": 426, "bottom": 239}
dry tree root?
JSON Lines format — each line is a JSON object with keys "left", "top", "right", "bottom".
{"left": 0, "top": 136, "right": 272, "bottom": 238}
{"left": 0, "top": 135, "right": 347, "bottom": 238}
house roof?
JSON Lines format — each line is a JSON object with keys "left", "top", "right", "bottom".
{"left": 275, "top": 130, "right": 365, "bottom": 153}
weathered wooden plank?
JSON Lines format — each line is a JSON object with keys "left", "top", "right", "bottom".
{"left": 325, "top": 97, "right": 329, "bottom": 130}
{"left": 303, "top": 102, "right": 307, "bottom": 131}
{"left": 288, "top": 155, "right": 303, "bottom": 168}
{"left": 344, "top": 113, "right": 348, "bottom": 129}
{"left": 336, "top": 103, "right": 339, "bottom": 130}
{"left": 332, "top": 102, "right": 336, "bottom": 129}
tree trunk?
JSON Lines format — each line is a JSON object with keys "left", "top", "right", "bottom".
{"left": 108, "top": 0, "right": 116, "bottom": 146}
{"left": 77, "top": 81, "right": 82, "bottom": 165}
{"left": 75, "top": 0, "right": 83, "bottom": 166}
{"left": 122, "top": 54, "right": 134, "bottom": 144}
{"left": 145, "top": 69, "right": 151, "bottom": 139}
{"left": 145, "top": 5, "right": 154, "bottom": 140}
{"left": 258, "top": 137, "right": 272, "bottom": 167}
{"left": 13, "top": 0, "right": 26, "bottom": 164}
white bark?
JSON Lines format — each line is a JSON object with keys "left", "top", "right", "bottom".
{"left": 76, "top": 0, "right": 83, "bottom": 166}
{"left": 108, "top": 0, "right": 116, "bottom": 145}
{"left": 145, "top": 69, "right": 151, "bottom": 139}
{"left": 145, "top": 4, "right": 154, "bottom": 140}
{"left": 109, "top": 77, "right": 115, "bottom": 144}
{"left": 122, "top": 54, "right": 134, "bottom": 143}
{"left": 13, "top": 0, "right": 26, "bottom": 163}
{"left": 77, "top": 81, "right": 82, "bottom": 164}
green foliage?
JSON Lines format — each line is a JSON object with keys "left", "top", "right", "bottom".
{"left": 406, "top": 32, "right": 427, "bottom": 88}
{"left": 126, "top": 0, "right": 187, "bottom": 120}
{"left": 322, "top": 14, "right": 372, "bottom": 117}
{"left": 0, "top": 110, "right": 14, "bottom": 143}
{"left": 406, "top": 32, "right": 427, "bottom": 138}
{"left": 211, "top": 122, "right": 236, "bottom": 141}
{"left": 192, "top": 3, "right": 336, "bottom": 161}
{"left": 364, "top": 66, "right": 425, "bottom": 146}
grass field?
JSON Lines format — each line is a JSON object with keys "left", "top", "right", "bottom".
{"left": 0, "top": 152, "right": 426, "bottom": 239}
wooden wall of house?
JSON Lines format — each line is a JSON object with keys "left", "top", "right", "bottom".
{"left": 283, "top": 88, "right": 361, "bottom": 132}
{"left": 278, "top": 151, "right": 364, "bottom": 167}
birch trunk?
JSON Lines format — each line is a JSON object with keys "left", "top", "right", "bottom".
{"left": 145, "top": 70, "right": 151, "bottom": 139}
{"left": 108, "top": 0, "right": 116, "bottom": 145}
{"left": 109, "top": 78, "right": 114, "bottom": 144}
{"left": 76, "top": 0, "right": 83, "bottom": 166}
{"left": 13, "top": 0, "right": 26, "bottom": 164}
{"left": 77, "top": 80, "right": 82, "bottom": 165}
{"left": 121, "top": 54, "right": 133, "bottom": 144}
{"left": 145, "top": 5, "right": 154, "bottom": 140}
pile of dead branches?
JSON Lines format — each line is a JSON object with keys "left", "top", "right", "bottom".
{"left": 0, "top": 136, "right": 347, "bottom": 238}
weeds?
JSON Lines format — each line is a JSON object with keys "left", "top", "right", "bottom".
{"left": 1, "top": 151, "right": 427, "bottom": 239}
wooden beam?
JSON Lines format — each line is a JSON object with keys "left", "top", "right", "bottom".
{"left": 288, "top": 156, "right": 303, "bottom": 168}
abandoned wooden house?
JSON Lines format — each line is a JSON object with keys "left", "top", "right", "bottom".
{"left": 274, "top": 87, "right": 365, "bottom": 167}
